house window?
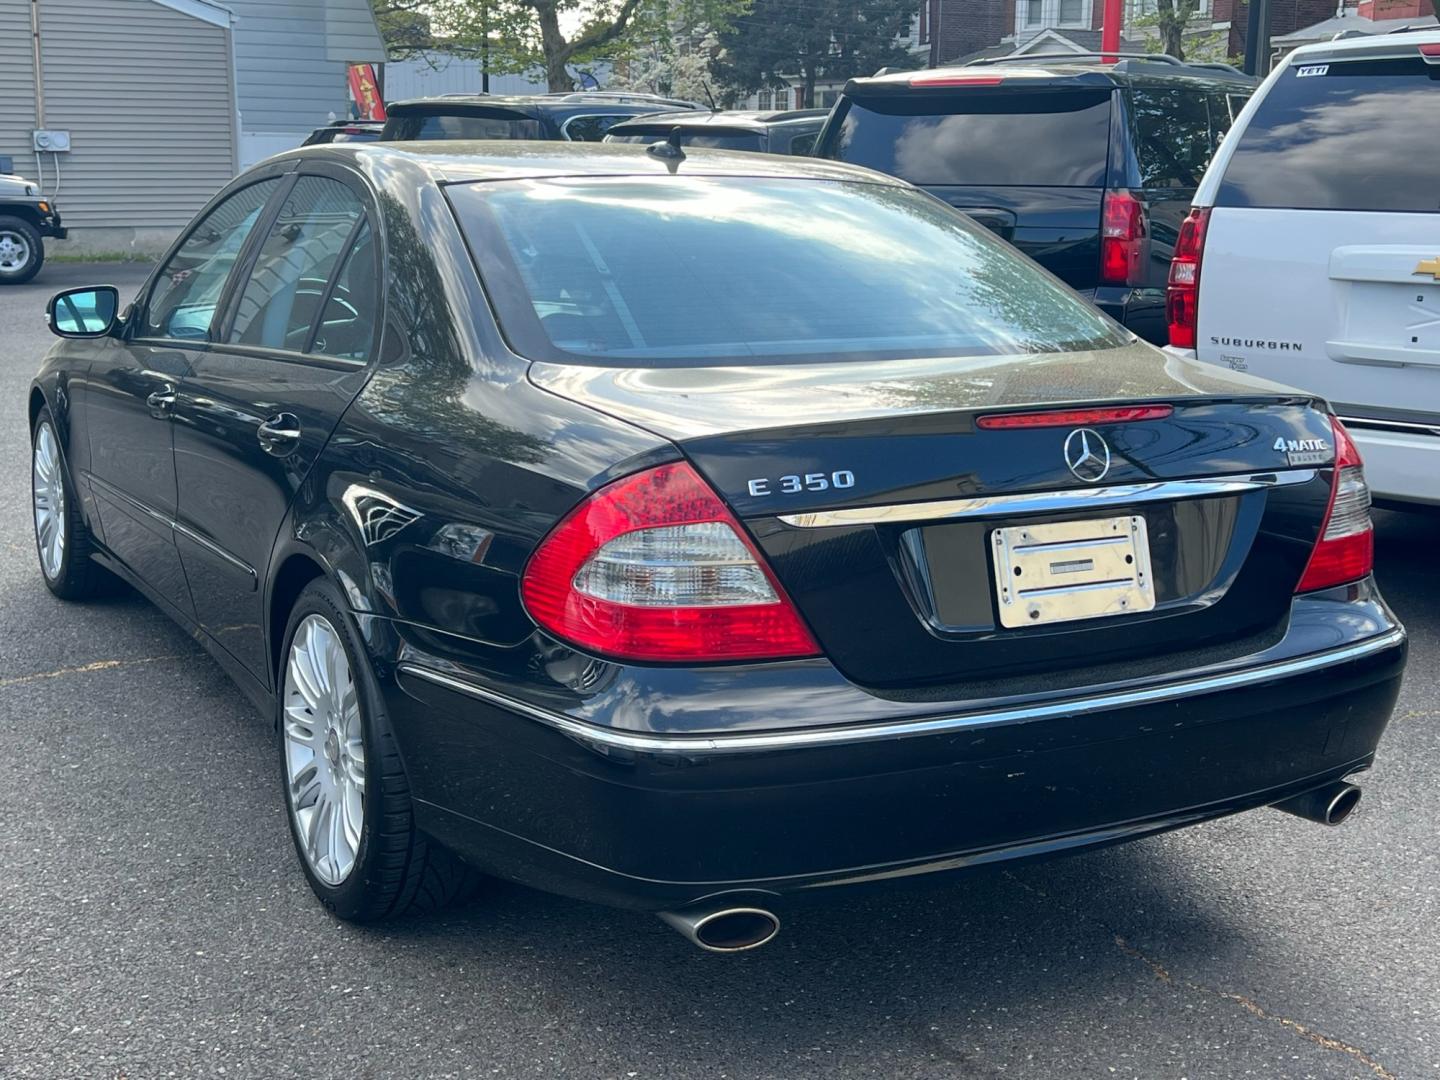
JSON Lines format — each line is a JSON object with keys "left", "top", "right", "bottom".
{"left": 774, "top": 88, "right": 790, "bottom": 110}
{"left": 1127, "top": 0, "right": 1208, "bottom": 16}
{"left": 1059, "top": 0, "right": 1083, "bottom": 22}
{"left": 758, "top": 88, "right": 773, "bottom": 109}
{"left": 1025, "top": 0, "right": 1044, "bottom": 26}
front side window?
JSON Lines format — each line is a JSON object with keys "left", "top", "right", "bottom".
{"left": 1217, "top": 58, "right": 1440, "bottom": 212}
{"left": 386, "top": 112, "right": 544, "bottom": 140}
{"left": 227, "top": 176, "right": 365, "bottom": 353}
{"left": 143, "top": 179, "right": 278, "bottom": 341}
{"left": 448, "top": 176, "right": 1128, "bottom": 368}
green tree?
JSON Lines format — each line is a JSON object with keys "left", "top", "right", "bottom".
{"left": 710, "top": 0, "right": 919, "bottom": 106}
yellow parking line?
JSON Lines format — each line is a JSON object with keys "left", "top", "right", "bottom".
{"left": 0, "top": 654, "right": 186, "bottom": 689}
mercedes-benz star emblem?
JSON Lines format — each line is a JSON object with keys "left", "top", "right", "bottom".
{"left": 1064, "top": 428, "right": 1111, "bottom": 483}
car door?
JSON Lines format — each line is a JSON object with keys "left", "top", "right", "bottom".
{"left": 171, "top": 168, "right": 380, "bottom": 684}
{"left": 83, "top": 176, "right": 284, "bottom": 617}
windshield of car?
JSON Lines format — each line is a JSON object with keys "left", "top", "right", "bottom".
{"left": 386, "top": 111, "right": 545, "bottom": 140}
{"left": 448, "top": 176, "right": 1128, "bottom": 367}
{"left": 825, "top": 90, "right": 1112, "bottom": 187}
{"left": 1217, "top": 58, "right": 1440, "bottom": 212}
{"left": 606, "top": 129, "right": 767, "bottom": 151}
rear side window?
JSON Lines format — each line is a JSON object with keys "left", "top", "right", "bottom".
{"left": 561, "top": 114, "right": 633, "bottom": 141}
{"left": 448, "top": 176, "right": 1128, "bottom": 367}
{"left": 826, "top": 90, "right": 1112, "bottom": 186}
{"left": 606, "top": 128, "right": 766, "bottom": 151}
{"left": 1217, "top": 58, "right": 1440, "bottom": 212}
{"left": 1129, "top": 85, "right": 1221, "bottom": 188}
{"left": 385, "top": 112, "right": 544, "bottom": 140}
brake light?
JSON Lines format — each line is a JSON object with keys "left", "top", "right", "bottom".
{"left": 1420, "top": 42, "right": 1440, "bottom": 59}
{"left": 977, "top": 405, "right": 1173, "bottom": 429}
{"left": 1100, "top": 189, "right": 1147, "bottom": 286}
{"left": 1166, "top": 207, "right": 1210, "bottom": 348}
{"left": 908, "top": 74, "right": 1004, "bottom": 87}
{"left": 520, "top": 462, "right": 819, "bottom": 663}
{"left": 1296, "top": 418, "right": 1374, "bottom": 593}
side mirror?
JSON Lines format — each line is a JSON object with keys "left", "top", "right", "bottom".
{"left": 47, "top": 285, "right": 119, "bottom": 339}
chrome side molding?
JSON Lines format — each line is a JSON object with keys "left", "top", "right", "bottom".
{"left": 775, "top": 470, "right": 1317, "bottom": 529}
{"left": 398, "top": 626, "right": 1403, "bottom": 756}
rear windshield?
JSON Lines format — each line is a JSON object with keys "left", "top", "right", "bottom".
{"left": 825, "top": 90, "right": 1111, "bottom": 187}
{"left": 1217, "top": 58, "right": 1440, "bottom": 212}
{"left": 447, "top": 176, "right": 1128, "bottom": 367}
{"left": 605, "top": 129, "right": 766, "bottom": 152}
{"left": 384, "top": 112, "right": 544, "bottom": 141}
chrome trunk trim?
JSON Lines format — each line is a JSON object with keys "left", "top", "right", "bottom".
{"left": 774, "top": 470, "right": 1317, "bottom": 529}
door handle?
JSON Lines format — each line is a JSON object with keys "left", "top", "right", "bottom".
{"left": 146, "top": 385, "right": 178, "bottom": 419}
{"left": 257, "top": 413, "right": 302, "bottom": 456}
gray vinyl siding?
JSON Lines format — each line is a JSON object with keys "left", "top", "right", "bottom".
{"left": 227, "top": 0, "right": 384, "bottom": 133}
{"left": 31, "top": 0, "right": 236, "bottom": 229}
{"left": 0, "top": 2, "right": 38, "bottom": 180}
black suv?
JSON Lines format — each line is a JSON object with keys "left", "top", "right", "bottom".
{"left": 604, "top": 109, "right": 829, "bottom": 155}
{"left": 381, "top": 92, "right": 703, "bottom": 143}
{"left": 0, "top": 172, "right": 66, "bottom": 285}
{"left": 817, "top": 54, "right": 1254, "bottom": 343}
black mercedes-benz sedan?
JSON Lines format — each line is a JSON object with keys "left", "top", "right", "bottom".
{"left": 29, "top": 143, "right": 1405, "bottom": 951}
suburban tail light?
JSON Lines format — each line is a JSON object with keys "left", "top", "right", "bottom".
{"left": 520, "top": 462, "right": 819, "bottom": 663}
{"left": 1166, "top": 207, "right": 1210, "bottom": 348}
{"left": 1296, "top": 418, "right": 1374, "bottom": 593}
{"left": 1100, "top": 189, "right": 1147, "bottom": 286}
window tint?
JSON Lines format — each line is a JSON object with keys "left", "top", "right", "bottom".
{"left": 448, "top": 176, "right": 1127, "bottom": 368}
{"left": 144, "top": 180, "right": 277, "bottom": 341}
{"left": 788, "top": 131, "right": 819, "bottom": 155}
{"left": 228, "top": 176, "right": 365, "bottom": 353}
{"left": 601, "top": 128, "right": 766, "bottom": 151}
{"left": 311, "top": 221, "right": 377, "bottom": 362}
{"left": 562, "top": 114, "right": 632, "bottom": 141}
{"left": 829, "top": 91, "right": 1111, "bottom": 186}
{"left": 1129, "top": 85, "right": 1214, "bottom": 188}
{"left": 388, "top": 112, "right": 544, "bottom": 140}
{"left": 1218, "top": 59, "right": 1440, "bottom": 212}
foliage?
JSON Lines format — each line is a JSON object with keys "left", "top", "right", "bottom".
{"left": 1128, "top": 0, "right": 1238, "bottom": 64}
{"left": 710, "top": 0, "right": 920, "bottom": 104}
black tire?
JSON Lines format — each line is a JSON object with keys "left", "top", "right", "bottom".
{"left": 276, "top": 577, "right": 482, "bottom": 921}
{"left": 0, "top": 215, "right": 44, "bottom": 285}
{"left": 31, "top": 407, "right": 105, "bottom": 600}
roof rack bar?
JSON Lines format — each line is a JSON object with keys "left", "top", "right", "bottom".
{"left": 966, "top": 51, "right": 1185, "bottom": 66}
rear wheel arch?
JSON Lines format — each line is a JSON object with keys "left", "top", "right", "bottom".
{"left": 268, "top": 553, "right": 328, "bottom": 687}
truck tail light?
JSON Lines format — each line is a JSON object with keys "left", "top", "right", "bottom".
{"left": 521, "top": 462, "right": 819, "bottom": 663}
{"left": 1296, "top": 418, "right": 1374, "bottom": 593}
{"left": 1100, "top": 189, "right": 1147, "bottom": 286}
{"left": 1166, "top": 207, "right": 1210, "bottom": 348}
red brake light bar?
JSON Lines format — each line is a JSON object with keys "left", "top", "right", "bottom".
{"left": 908, "top": 74, "right": 1004, "bottom": 87}
{"left": 976, "top": 405, "right": 1174, "bottom": 430}
{"left": 1419, "top": 43, "right": 1440, "bottom": 57}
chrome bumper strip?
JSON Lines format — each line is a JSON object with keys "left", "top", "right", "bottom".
{"left": 398, "top": 627, "right": 1404, "bottom": 755}
{"left": 775, "top": 470, "right": 1317, "bottom": 529}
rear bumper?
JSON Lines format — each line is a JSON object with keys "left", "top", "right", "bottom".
{"left": 1088, "top": 285, "right": 1166, "bottom": 345}
{"left": 1343, "top": 424, "right": 1440, "bottom": 507}
{"left": 379, "top": 589, "right": 1405, "bottom": 910}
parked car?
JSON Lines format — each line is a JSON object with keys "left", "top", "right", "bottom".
{"left": 1168, "top": 29, "right": 1440, "bottom": 508}
{"left": 0, "top": 172, "right": 66, "bottom": 284}
{"left": 381, "top": 91, "right": 703, "bottom": 143}
{"left": 301, "top": 120, "right": 385, "bottom": 146}
{"left": 817, "top": 54, "right": 1254, "bottom": 344}
{"left": 603, "top": 108, "right": 829, "bottom": 155}
{"left": 30, "top": 142, "right": 1404, "bottom": 949}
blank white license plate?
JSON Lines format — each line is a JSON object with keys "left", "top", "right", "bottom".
{"left": 990, "top": 515, "right": 1155, "bottom": 628}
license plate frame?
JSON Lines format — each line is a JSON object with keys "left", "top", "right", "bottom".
{"left": 990, "top": 515, "right": 1155, "bottom": 628}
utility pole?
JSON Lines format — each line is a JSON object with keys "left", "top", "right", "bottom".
{"left": 481, "top": 0, "right": 491, "bottom": 92}
{"left": 1100, "top": 0, "right": 1123, "bottom": 61}
{"left": 1244, "top": 0, "right": 1273, "bottom": 76}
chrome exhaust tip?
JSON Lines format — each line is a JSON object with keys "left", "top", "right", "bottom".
{"left": 1274, "top": 781, "right": 1362, "bottom": 826}
{"left": 658, "top": 902, "right": 780, "bottom": 953}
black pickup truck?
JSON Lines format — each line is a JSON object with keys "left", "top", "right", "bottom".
{"left": 0, "top": 172, "right": 66, "bottom": 284}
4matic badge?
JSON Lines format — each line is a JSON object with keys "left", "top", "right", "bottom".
{"left": 1275, "top": 435, "right": 1330, "bottom": 466}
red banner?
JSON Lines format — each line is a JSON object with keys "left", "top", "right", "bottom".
{"left": 347, "top": 63, "right": 386, "bottom": 121}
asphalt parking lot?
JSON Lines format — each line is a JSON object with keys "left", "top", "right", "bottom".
{"left": 2, "top": 263, "right": 1438, "bottom": 1080}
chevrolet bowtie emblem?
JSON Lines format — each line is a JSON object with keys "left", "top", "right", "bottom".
{"left": 1414, "top": 257, "right": 1440, "bottom": 280}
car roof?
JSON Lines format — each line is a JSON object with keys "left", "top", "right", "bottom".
{"left": 607, "top": 109, "right": 827, "bottom": 133}
{"left": 1282, "top": 24, "right": 1440, "bottom": 62}
{"left": 278, "top": 140, "right": 906, "bottom": 187}
{"left": 386, "top": 94, "right": 701, "bottom": 118}
{"left": 846, "top": 55, "right": 1252, "bottom": 95}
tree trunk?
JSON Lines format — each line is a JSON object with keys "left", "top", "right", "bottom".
{"left": 803, "top": 62, "right": 816, "bottom": 110}
{"left": 535, "top": 0, "right": 574, "bottom": 91}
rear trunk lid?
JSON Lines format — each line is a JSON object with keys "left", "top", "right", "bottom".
{"left": 532, "top": 344, "right": 1339, "bottom": 689}
{"left": 1195, "top": 55, "right": 1440, "bottom": 428}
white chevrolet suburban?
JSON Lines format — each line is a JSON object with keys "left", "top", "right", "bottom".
{"left": 1167, "top": 29, "right": 1440, "bottom": 506}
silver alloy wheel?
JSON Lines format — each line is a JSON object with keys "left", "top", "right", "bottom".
{"left": 0, "top": 230, "right": 31, "bottom": 273}
{"left": 283, "top": 614, "right": 366, "bottom": 886}
{"left": 32, "top": 422, "right": 66, "bottom": 581}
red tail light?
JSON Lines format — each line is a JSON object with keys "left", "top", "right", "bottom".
{"left": 1296, "top": 418, "right": 1374, "bottom": 593}
{"left": 908, "top": 74, "right": 1004, "bottom": 87}
{"left": 1166, "top": 207, "right": 1210, "bottom": 348}
{"left": 521, "top": 462, "right": 819, "bottom": 663}
{"left": 977, "top": 404, "right": 1173, "bottom": 430}
{"left": 1100, "top": 189, "right": 1147, "bottom": 286}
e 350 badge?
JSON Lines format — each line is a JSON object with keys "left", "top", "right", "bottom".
{"left": 1275, "top": 435, "right": 1330, "bottom": 466}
